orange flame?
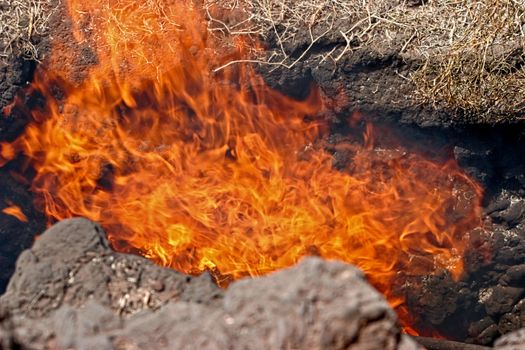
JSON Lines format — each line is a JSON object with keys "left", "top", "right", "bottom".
{"left": 0, "top": 143, "right": 16, "bottom": 167}
{"left": 2, "top": 204, "right": 28, "bottom": 223}
{"left": 3, "top": 0, "right": 483, "bottom": 329}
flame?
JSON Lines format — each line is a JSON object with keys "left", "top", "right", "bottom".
{"left": 0, "top": 143, "right": 16, "bottom": 167}
{"left": 3, "top": 0, "right": 483, "bottom": 329}
{"left": 2, "top": 204, "right": 28, "bottom": 223}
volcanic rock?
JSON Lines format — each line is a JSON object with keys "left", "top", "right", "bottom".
{"left": 495, "top": 328, "right": 525, "bottom": 350}
{"left": 468, "top": 317, "right": 498, "bottom": 344}
{"left": 0, "top": 218, "right": 223, "bottom": 319}
{"left": 0, "top": 218, "right": 421, "bottom": 350}
{"left": 484, "top": 286, "right": 525, "bottom": 317}
{"left": 500, "top": 265, "right": 525, "bottom": 288}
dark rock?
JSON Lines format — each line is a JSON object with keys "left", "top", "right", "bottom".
{"left": 255, "top": 61, "right": 313, "bottom": 100}
{"left": 490, "top": 227, "right": 525, "bottom": 266}
{"left": 453, "top": 146, "right": 494, "bottom": 186}
{"left": 486, "top": 197, "right": 512, "bottom": 217}
{"left": 51, "top": 301, "right": 120, "bottom": 350}
{"left": 493, "top": 299, "right": 525, "bottom": 338}
{"left": 477, "top": 324, "right": 501, "bottom": 346}
{"left": 405, "top": 273, "right": 459, "bottom": 326}
{"left": 469, "top": 317, "right": 496, "bottom": 339}
{"left": 220, "top": 258, "right": 404, "bottom": 350}
{"left": 499, "top": 313, "right": 521, "bottom": 335}
{"left": 0, "top": 219, "right": 421, "bottom": 350}
{"left": 112, "top": 258, "right": 419, "bottom": 350}
{"left": 512, "top": 300, "right": 525, "bottom": 327}
{"left": 495, "top": 328, "right": 525, "bottom": 349}
{"left": 484, "top": 286, "right": 525, "bottom": 316}
{"left": 500, "top": 265, "right": 525, "bottom": 287}
{"left": 489, "top": 194, "right": 525, "bottom": 229}
{"left": 256, "top": 45, "right": 460, "bottom": 128}
{"left": 464, "top": 228, "right": 493, "bottom": 275}
{"left": 0, "top": 218, "right": 223, "bottom": 319}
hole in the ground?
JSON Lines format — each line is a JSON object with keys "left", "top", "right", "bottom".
{"left": 1, "top": 1, "right": 525, "bottom": 349}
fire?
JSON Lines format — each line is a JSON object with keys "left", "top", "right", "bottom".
{"left": 0, "top": 142, "right": 16, "bottom": 167}
{"left": 3, "top": 0, "right": 482, "bottom": 328}
{"left": 2, "top": 204, "right": 28, "bottom": 223}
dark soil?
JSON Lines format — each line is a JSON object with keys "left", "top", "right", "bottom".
{"left": 0, "top": 58, "right": 35, "bottom": 115}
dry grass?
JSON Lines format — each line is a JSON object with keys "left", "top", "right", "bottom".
{"left": 1, "top": 0, "right": 524, "bottom": 119}
{"left": 411, "top": 1, "right": 525, "bottom": 119}
{"left": 205, "top": 0, "right": 404, "bottom": 69}
{"left": 0, "top": 0, "right": 55, "bottom": 64}
{"left": 206, "top": 0, "right": 525, "bottom": 120}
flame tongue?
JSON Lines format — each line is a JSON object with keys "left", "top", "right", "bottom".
{"left": 2, "top": 204, "right": 28, "bottom": 223}
{"left": 5, "top": 0, "right": 482, "bottom": 327}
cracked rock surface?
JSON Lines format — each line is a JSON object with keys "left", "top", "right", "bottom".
{"left": 0, "top": 218, "right": 419, "bottom": 350}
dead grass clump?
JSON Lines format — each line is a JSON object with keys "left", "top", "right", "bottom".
{"left": 411, "top": 1, "right": 525, "bottom": 119}
{"left": 0, "top": 0, "right": 54, "bottom": 64}
{"left": 205, "top": 0, "right": 525, "bottom": 120}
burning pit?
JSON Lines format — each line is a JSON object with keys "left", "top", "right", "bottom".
{"left": 0, "top": 0, "right": 525, "bottom": 349}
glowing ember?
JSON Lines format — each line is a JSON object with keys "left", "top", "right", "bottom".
{"left": 2, "top": 204, "right": 28, "bottom": 223}
{"left": 2, "top": 0, "right": 483, "bottom": 329}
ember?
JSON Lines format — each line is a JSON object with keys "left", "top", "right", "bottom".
{"left": 0, "top": 0, "right": 484, "bottom": 333}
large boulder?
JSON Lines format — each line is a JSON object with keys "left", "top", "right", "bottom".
{"left": 0, "top": 218, "right": 419, "bottom": 350}
{"left": 0, "top": 218, "right": 223, "bottom": 319}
